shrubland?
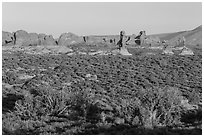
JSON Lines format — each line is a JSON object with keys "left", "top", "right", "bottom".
{"left": 2, "top": 47, "right": 202, "bottom": 134}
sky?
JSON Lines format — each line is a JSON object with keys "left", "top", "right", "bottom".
{"left": 2, "top": 2, "right": 202, "bottom": 38}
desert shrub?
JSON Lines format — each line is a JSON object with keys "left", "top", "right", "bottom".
{"left": 112, "top": 96, "right": 142, "bottom": 125}
{"left": 2, "top": 113, "right": 45, "bottom": 135}
{"left": 3, "top": 85, "right": 104, "bottom": 134}
{"left": 109, "top": 86, "right": 185, "bottom": 128}
{"left": 13, "top": 87, "right": 72, "bottom": 120}
{"left": 135, "top": 86, "right": 184, "bottom": 128}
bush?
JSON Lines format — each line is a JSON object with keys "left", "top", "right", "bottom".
{"left": 136, "top": 86, "right": 184, "bottom": 128}
{"left": 13, "top": 87, "right": 72, "bottom": 120}
{"left": 2, "top": 85, "right": 104, "bottom": 134}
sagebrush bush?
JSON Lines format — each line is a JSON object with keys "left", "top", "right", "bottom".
{"left": 14, "top": 87, "right": 71, "bottom": 119}
{"left": 136, "top": 86, "right": 183, "bottom": 128}
{"left": 107, "top": 86, "right": 184, "bottom": 128}
{"left": 2, "top": 87, "right": 99, "bottom": 134}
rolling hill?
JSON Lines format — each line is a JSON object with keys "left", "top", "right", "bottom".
{"left": 150, "top": 25, "right": 202, "bottom": 46}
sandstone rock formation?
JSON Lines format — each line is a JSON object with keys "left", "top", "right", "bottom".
{"left": 14, "top": 30, "right": 40, "bottom": 46}
{"left": 58, "top": 32, "right": 83, "bottom": 46}
{"left": 111, "top": 47, "right": 132, "bottom": 56}
{"left": 38, "top": 33, "right": 46, "bottom": 45}
{"left": 43, "top": 35, "right": 57, "bottom": 45}
{"left": 85, "top": 36, "right": 105, "bottom": 44}
{"left": 28, "top": 33, "right": 39, "bottom": 46}
{"left": 134, "top": 31, "right": 147, "bottom": 45}
{"left": 14, "top": 30, "right": 30, "bottom": 46}
{"left": 140, "top": 31, "right": 147, "bottom": 45}
{"left": 162, "top": 47, "right": 174, "bottom": 55}
{"left": 38, "top": 34, "right": 56, "bottom": 45}
{"left": 2, "top": 31, "right": 15, "bottom": 46}
{"left": 119, "top": 46, "right": 132, "bottom": 55}
{"left": 54, "top": 46, "right": 73, "bottom": 54}
{"left": 179, "top": 47, "right": 194, "bottom": 55}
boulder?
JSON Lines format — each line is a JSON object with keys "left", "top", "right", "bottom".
{"left": 2, "top": 31, "right": 15, "bottom": 46}
{"left": 111, "top": 47, "right": 132, "bottom": 56}
{"left": 14, "top": 30, "right": 40, "bottom": 46}
{"left": 111, "top": 49, "right": 121, "bottom": 55}
{"left": 119, "top": 46, "right": 132, "bottom": 56}
{"left": 43, "top": 35, "right": 57, "bottom": 45}
{"left": 28, "top": 33, "right": 39, "bottom": 46}
{"left": 54, "top": 46, "right": 73, "bottom": 54}
{"left": 85, "top": 74, "right": 98, "bottom": 81}
{"left": 89, "top": 50, "right": 104, "bottom": 55}
{"left": 14, "top": 30, "right": 30, "bottom": 46}
{"left": 58, "top": 32, "right": 83, "bottom": 46}
{"left": 162, "top": 48, "right": 174, "bottom": 55}
{"left": 38, "top": 34, "right": 56, "bottom": 45}
{"left": 38, "top": 33, "right": 46, "bottom": 45}
{"left": 179, "top": 47, "right": 194, "bottom": 55}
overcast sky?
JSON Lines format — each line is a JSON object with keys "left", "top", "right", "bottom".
{"left": 2, "top": 2, "right": 202, "bottom": 38}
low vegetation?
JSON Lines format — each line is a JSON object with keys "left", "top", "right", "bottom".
{"left": 2, "top": 47, "right": 202, "bottom": 135}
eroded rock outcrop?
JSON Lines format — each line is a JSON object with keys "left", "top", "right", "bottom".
{"left": 2, "top": 31, "right": 15, "bottom": 46}
{"left": 38, "top": 34, "right": 57, "bottom": 45}
{"left": 43, "top": 35, "right": 57, "bottom": 45}
{"left": 14, "top": 30, "right": 40, "bottom": 46}
{"left": 28, "top": 33, "right": 39, "bottom": 46}
{"left": 58, "top": 32, "right": 83, "bottom": 46}
{"left": 38, "top": 33, "right": 46, "bottom": 45}
{"left": 14, "top": 30, "right": 30, "bottom": 46}
{"left": 179, "top": 47, "right": 194, "bottom": 55}
{"left": 12, "top": 30, "right": 56, "bottom": 46}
